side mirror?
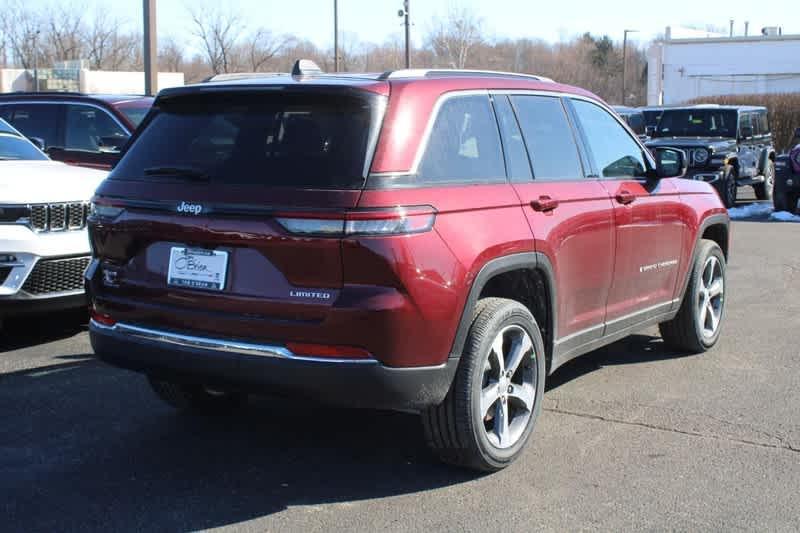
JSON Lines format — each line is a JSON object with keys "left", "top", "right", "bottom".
{"left": 645, "top": 125, "right": 656, "bottom": 138}
{"left": 27, "top": 136, "right": 46, "bottom": 151}
{"left": 98, "top": 135, "right": 129, "bottom": 153}
{"left": 739, "top": 125, "right": 753, "bottom": 140}
{"left": 653, "top": 147, "right": 687, "bottom": 179}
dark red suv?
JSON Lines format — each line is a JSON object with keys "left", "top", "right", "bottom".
{"left": 86, "top": 62, "right": 730, "bottom": 471}
{"left": 0, "top": 93, "right": 153, "bottom": 170}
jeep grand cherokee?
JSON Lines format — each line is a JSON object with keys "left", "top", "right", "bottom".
{"left": 87, "top": 61, "right": 730, "bottom": 471}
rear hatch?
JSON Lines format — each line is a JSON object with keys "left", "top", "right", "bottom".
{"left": 90, "top": 85, "right": 386, "bottom": 337}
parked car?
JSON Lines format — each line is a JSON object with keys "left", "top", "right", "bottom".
{"left": 646, "top": 105, "right": 776, "bottom": 207}
{"left": 86, "top": 62, "right": 729, "bottom": 472}
{"left": 0, "top": 118, "right": 107, "bottom": 320}
{"left": 774, "top": 127, "right": 800, "bottom": 213}
{"left": 612, "top": 105, "right": 647, "bottom": 141}
{"left": 0, "top": 93, "right": 153, "bottom": 170}
{"left": 640, "top": 105, "right": 666, "bottom": 134}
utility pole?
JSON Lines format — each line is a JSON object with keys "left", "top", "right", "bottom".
{"left": 621, "top": 29, "right": 638, "bottom": 105}
{"left": 401, "top": 1, "right": 411, "bottom": 68}
{"left": 32, "top": 30, "right": 40, "bottom": 92}
{"left": 333, "top": 0, "right": 339, "bottom": 72}
{"left": 143, "top": 0, "right": 157, "bottom": 96}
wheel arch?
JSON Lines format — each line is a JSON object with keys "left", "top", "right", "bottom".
{"left": 449, "top": 253, "right": 557, "bottom": 373}
{"left": 675, "top": 214, "right": 730, "bottom": 308}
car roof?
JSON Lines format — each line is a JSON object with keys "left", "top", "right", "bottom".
{"left": 160, "top": 67, "right": 593, "bottom": 103}
{"left": 661, "top": 104, "right": 766, "bottom": 112}
{"left": 0, "top": 92, "right": 152, "bottom": 105}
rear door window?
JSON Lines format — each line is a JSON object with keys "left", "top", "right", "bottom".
{"left": 64, "top": 104, "right": 128, "bottom": 152}
{"left": 113, "top": 92, "right": 380, "bottom": 189}
{"left": 417, "top": 94, "right": 506, "bottom": 184}
{"left": 511, "top": 95, "right": 584, "bottom": 180}
{"left": 1, "top": 104, "right": 62, "bottom": 149}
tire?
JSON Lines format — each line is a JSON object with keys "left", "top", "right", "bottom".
{"left": 716, "top": 166, "right": 738, "bottom": 208}
{"left": 659, "top": 239, "right": 726, "bottom": 352}
{"left": 422, "top": 297, "right": 546, "bottom": 472}
{"left": 754, "top": 160, "right": 775, "bottom": 201}
{"left": 148, "top": 377, "right": 246, "bottom": 413}
{"left": 773, "top": 187, "right": 791, "bottom": 212}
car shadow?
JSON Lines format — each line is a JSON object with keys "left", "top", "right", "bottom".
{"left": 0, "top": 360, "right": 477, "bottom": 531}
{"left": 0, "top": 309, "right": 87, "bottom": 352}
{"left": 546, "top": 333, "right": 693, "bottom": 391}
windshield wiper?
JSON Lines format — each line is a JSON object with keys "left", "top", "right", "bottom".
{"left": 143, "top": 166, "right": 210, "bottom": 181}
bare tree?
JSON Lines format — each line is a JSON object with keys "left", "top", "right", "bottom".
{"left": 188, "top": 5, "right": 243, "bottom": 74}
{"left": 427, "top": 8, "right": 484, "bottom": 68}
{"left": 0, "top": 0, "right": 42, "bottom": 69}
{"left": 45, "top": 3, "right": 86, "bottom": 63}
{"left": 241, "top": 29, "right": 291, "bottom": 72}
{"left": 85, "top": 8, "right": 139, "bottom": 70}
{"left": 159, "top": 37, "right": 185, "bottom": 72}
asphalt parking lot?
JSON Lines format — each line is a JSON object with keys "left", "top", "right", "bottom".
{"left": 2, "top": 199, "right": 799, "bottom": 532}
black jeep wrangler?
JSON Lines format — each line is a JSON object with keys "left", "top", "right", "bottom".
{"left": 646, "top": 105, "right": 775, "bottom": 207}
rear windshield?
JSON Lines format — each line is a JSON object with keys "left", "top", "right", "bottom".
{"left": 112, "top": 92, "right": 380, "bottom": 189}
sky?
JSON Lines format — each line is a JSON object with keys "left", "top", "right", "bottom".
{"left": 74, "top": 0, "right": 797, "bottom": 52}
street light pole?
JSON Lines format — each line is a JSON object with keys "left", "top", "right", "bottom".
{"left": 333, "top": 0, "right": 339, "bottom": 72}
{"left": 32, "top": 30, "right": 40, "bottom": 92}
{"left": 621, "top": 29, "right": 638, "bottom": 105}
{"left": 143, "top": 0, "right": 157, "bottom": 96}
{"left": 403, "top": 1, "right": 410, "bottom": 68}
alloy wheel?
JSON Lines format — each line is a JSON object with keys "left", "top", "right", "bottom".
{"left": 479, "top": 325, "right": 537, "bottom": 449}
{"left": 697, "top": 255, "right": 724, "bottom": 338}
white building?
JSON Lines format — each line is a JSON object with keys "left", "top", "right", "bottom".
{"left": 647, "top": 28, "right": 800, "bottom": 105}
{"left": 0, "top": 64, "right": 183, "bottom": 94}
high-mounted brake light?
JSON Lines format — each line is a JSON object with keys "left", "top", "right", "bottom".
{"left": 275, "top": 206, "right": 436, "bottom": 237}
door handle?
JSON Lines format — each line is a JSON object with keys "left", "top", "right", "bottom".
{"left": 531, "top": 195, "right": 559, "bottom": 212}
{"left": 615, "top": 190, "right": 636, "bottom": 205}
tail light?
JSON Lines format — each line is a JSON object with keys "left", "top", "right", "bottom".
{"left": 90, "top": 308, "right": 116, "bottom": 327}
{"left": 275, "top": 206, "right": 436, "bottom": 237}
{"left": 89, "top": 197, "right": 125, "bottom": 219}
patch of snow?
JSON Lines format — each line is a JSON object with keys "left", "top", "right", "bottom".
{"left": 769, "top": 210, "right": 800, "bottom": 222}
{"left": 727, "top": 203, "right": 773, "bottom": 220}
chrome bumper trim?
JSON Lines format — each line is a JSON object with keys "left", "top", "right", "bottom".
{"left": 90, "top": 320, "right": 378, "bottom": 365}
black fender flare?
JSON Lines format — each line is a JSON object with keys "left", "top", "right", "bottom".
{"left": 759, "top": 148, "right": 776, "bottom": 173}
{"left": 448, "top": 252, "right": 557, "bottom": 360}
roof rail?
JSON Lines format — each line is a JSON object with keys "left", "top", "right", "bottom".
{"left": 378, "top": 69, "right": 554, "bottom": 83}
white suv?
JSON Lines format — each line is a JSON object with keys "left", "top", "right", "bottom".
{"left": 0, "top": 119, "right": 107, "bottom": 319}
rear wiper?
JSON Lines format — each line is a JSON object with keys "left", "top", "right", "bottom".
{"left": 143, "top": 166, "right": 209, "bottom": 181}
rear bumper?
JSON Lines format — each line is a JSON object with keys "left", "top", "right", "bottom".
{"left": 89, "top": 320, "right": 457, "bottom": 411}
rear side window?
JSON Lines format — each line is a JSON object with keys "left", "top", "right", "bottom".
{"left": 511, "top": 95, "right": 583, "bottom": 180}
{"left": 113, "top": 92, "right": 379, "bottom": 189}
{"left": 418, "top": 95, "right": 505, "bottom": 184}
{"left": 1, "top": 104, "right": 61, "bottom": 149}
{"left": 64, "top": 105, "right": 127, "bottom": 152}
{"left": 493, "top": 95, "right": 532, "bottom": 182}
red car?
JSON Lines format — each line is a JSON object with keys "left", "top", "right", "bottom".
{"left": 86, "top": 62, "right": 729, "bottom": 471}
{"left": 0, "top": 93, "right": 153, "bottom": 170}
